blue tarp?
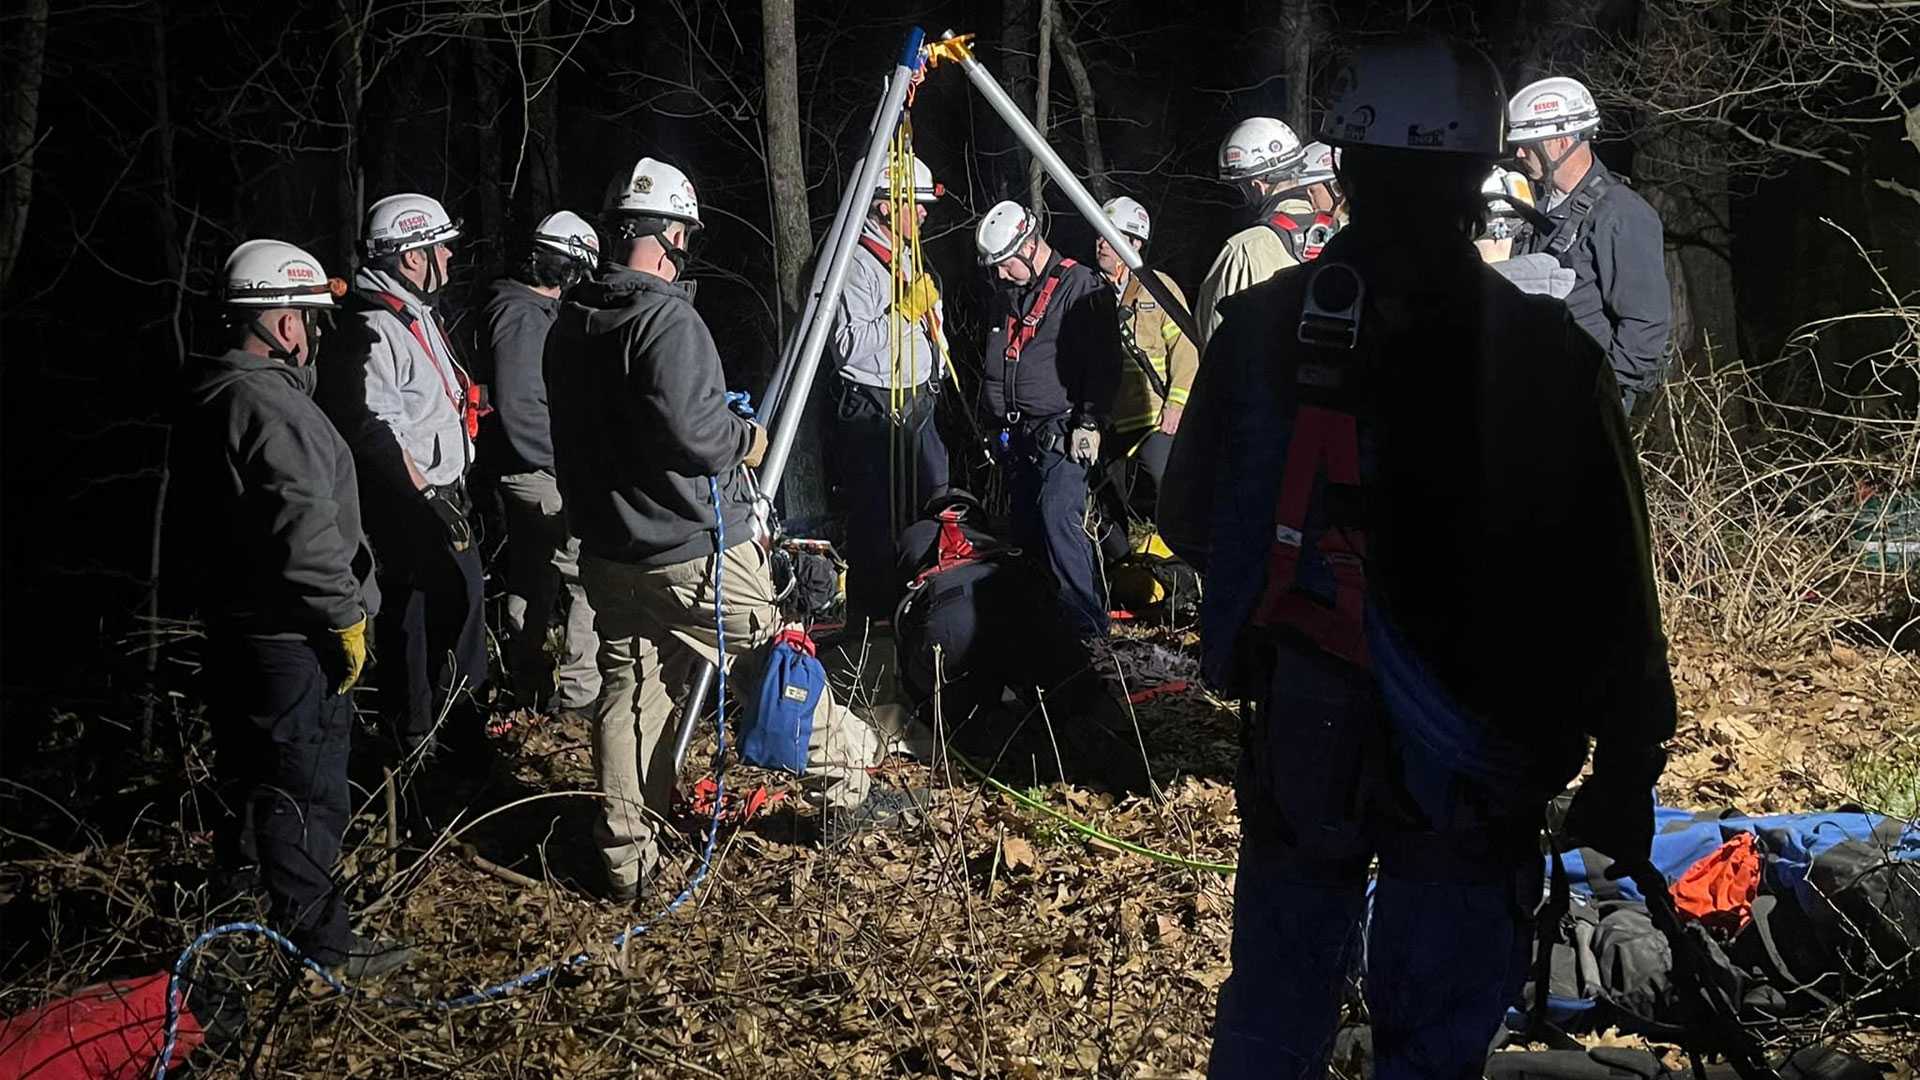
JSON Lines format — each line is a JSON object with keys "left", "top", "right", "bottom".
{"left": 1558, "top": 805, "right": 1920, "bottom": 910}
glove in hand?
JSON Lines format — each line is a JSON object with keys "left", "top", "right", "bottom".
{"left": 1067, "top": 424, "right": 1102, "bottom": 466}
{"left": 330, "top": 616, "right": 370, "bottom": 695}
{"left": 900, "top": 272, "right": 940, "bottom": 323}
{"left": 423, "top": 486, "right": 474, "bottom": 552}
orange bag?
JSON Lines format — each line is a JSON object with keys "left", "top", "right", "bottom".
{"left": 1671, "top": 831, "right": 1763, "bottom": 933}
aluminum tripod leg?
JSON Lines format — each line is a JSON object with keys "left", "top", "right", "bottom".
{"left": 674, "top": 28, "right": 930, "bottom": 778}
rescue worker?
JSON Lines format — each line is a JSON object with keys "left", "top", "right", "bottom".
{"left": 1195, "top": 116, "right": 1315, "bottom": 346}
{"left": 1508, "top": 76, "right": 1672, "bottom": 415}
{"left": 828, "top": 153, "right": 951, "bottom": 624}
{"left": 318, "top": 192, "right": 490, "bottom": 760}
{"left": 546, "top": 157, "right": 887, "bottom": 899}
{"left": 1093, "top": 194, "right": 1198, "bottom": 513}
{"left": 469, "top": 210, "right": 602, "bottom": 718}
{"left": 975, "top": 200, "right": 1121, "bottom": 640}
{"left": 1295, "top": 141, "right": 1348, "bottom": 230}
{"left": 1160, "top": 37, "right": 1675, "bottom": 1077}
{"left": 172, "top": 239, "right": 409, "bottom": 978}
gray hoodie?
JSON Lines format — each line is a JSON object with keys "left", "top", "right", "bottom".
{"left": 171, "top": 349, "right": 379, "bottom": 633}
{"left": 336, "top": 266, "right": 475, "bottom": 487}
{"left": 546, "top": 266, "right": 760, "bottom": 567}
{"left": 829, "top": 219, "right": 945, "bottom": 389}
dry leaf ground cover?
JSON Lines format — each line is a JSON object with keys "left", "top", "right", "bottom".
{"left": 4, "top": 620, "right": 1919, "bottom": 1077}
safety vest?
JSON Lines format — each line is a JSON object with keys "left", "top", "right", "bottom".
{"left": 355, "top": 289, "right": 491, "bottom": 440}
{"left": 1250, "top": 261, "right": 1370, "bottom": 668}
{"left": 1264, "top": 209, "right": 1339, "bottom": 263}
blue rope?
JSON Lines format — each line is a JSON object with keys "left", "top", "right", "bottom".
{"left": 155, "top": 475, "right": 734, "bottom": 1078}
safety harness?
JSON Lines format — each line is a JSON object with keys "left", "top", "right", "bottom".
{"left": 355, "top": 289, "right": 491, "bottom": 440}
{"left": 995, "top": 257, "right": 1075, "bottom": 425}
{"left": 1541, "top": 168, "right": 1616, "bottom": 259}
{"left": 1263, "top": 208, "right": 1339, "bottom": 263}
{"left": 1250, "top": 261, "right": 1371, "bottom": 668}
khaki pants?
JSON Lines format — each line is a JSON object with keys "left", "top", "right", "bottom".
{"left": 498, "top": 469, "right": 600, "bottom": 711}
{"left": 583, "top": 543, "right": 880, "bottom": 888}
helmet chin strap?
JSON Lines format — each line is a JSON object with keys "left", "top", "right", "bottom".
{"left": 1534, "top": 133, "right": 1588, "bottom": 193}
{"left": 245, "top": 315, "right": 305, "bottom": 365}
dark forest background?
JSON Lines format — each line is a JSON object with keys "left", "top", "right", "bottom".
{"left": 1, "top": 0, "right": 1915, "bottom": 725}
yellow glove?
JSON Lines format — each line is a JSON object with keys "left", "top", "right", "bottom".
{"left": 331, "top": 616, "right": 369, "bottom": 695}
{"left": 899, "top": 272, "right": 940, "bottom": 323}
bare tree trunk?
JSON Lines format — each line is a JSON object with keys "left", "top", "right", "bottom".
{"left": 1000, "top": 0, "right": 1035, "bottom": 200}
{"left": 762, "top": 0, "right": 809, "bottom": 320}
{"left": 144, "top": 0, "right": 185, "bottom": 753}
{"left": 1279, "top": 0, "right": 1314, "bottom": 134}
{"left": 331, "top": 0, "right": 364, "bottom": 271}
{"left": 468, "top": 31, "right": 505, "bottom": 250}
{"left": 0, "top": 0, "right": 50, "bottom": 296}
{"left": 1046, "top": 0, "right": 1108, "bottom": 201}
{"left": 1026, "top": 0, "right": 1053, "bottom": 211}
{"left": 521, "top": 0, "right": 560, "bottom": 216}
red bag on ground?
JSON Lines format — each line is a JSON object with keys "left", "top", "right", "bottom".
{"left": 1672, "top": 831, "right": 1763, "bottom": 933}
{"left": 0, "top": 972, "right": 207, "bottom": 1080}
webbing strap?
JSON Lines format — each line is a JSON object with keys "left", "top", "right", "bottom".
{"left": 1003, "top": 258, "right": 1076, "bottom": 363}
{"left": 365, "top": 290, "right": 483, "bottom": 438}
{"left": 1545, "top": 170, "right": 1614, "bottom": 258}
{"left": 1250, "top": 402, "right": 1369, "bottom": 666}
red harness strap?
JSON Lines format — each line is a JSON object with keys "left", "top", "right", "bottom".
{"left": 1250, "top": 393, "right": 1370, "bottom": 666}
{"left": 1265, "top": 211, "right": 1337, "bottom": 263}
{"left": 368, "top": 290, "right": 488, "bottom": 439}
{"left": 858, "top": 235, "right": 893, "bottom": 267}
{"left": 770, "top": 626, "right": 817, "bottom": 656}
{"left": 1003, "top": 258, "right": 1076, "bottom": 363}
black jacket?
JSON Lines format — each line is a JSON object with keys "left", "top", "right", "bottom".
{"left": 170, "top": 349, "right": 377, "bottom": 634}
{"left": 468, "top": 277, "right": 559, "bottom": 475}
{"left": 1162, "top": 224, "right": 1676, "bottom": 762}
{"left": 980, "top": 252, "right": 1120, "bottom": 424}
{"left": 1516, "top": 163, "right": 1671, "bottom": 396}
{"left": 546, "top": 267, "right": 759, "bottom": 566}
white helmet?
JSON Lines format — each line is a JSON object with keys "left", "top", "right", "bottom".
{"left": 363, "top": 193, "right": 461, "bottom": 259}
{"left": 1218, "top": 117, "right": 1306, "bottom": 182}
{"left": 1101, "top": 196, "right": 1151, "bottom": 244}
{"left": 1506, "top": 77, "right": 1600, "bottom": 143}
{"left": 975, "top": 200, "right": 1039, "bottom": 266}
{"left": 532, "top": 210, "right": 600, "bottom": 265}
{"left": 1321, "top": 35, "right": 1507, "bottom": 157}
{"left": 223, "top": 239, "right": 336, "bottom": 308}
{"left": 857, "top": 153, "right": 941, "bottom": 204}
{"left": 1296, "top": 142, "right": 1340, "bottom": 187}
{"left": 604, "top": 156, "right": 702, "bottom": 229}
{"left": 1481, "top": 166, "right": 1535, "bottom": 216}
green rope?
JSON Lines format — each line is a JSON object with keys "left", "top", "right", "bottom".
{"left": 950, "top": 751, "right": 1238, "bottom": 875}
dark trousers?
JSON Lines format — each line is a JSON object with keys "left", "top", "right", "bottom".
{"left": 1007, "top": 417, "right": 1106, "bottom": 639}
{"left": 207, "top": 632, "right": 355, "bottom": 963}
{"left": 1097, "top": 428, "right": 1174, "bottom": 563}
{"left": 1208, "top": 644, "right": 1543, "bottom": 1079}
{"left": 364, "top": 491, "right": 489, "bottom": 741}
{"left": 831, "top": 378, "right": 950, "bottom": 620}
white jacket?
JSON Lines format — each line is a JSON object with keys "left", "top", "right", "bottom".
{"left": 348, "top": 267, "right": 474, "bottom": 486}
{"left": 829, "top": 219, "right": 945, "bottom": 390}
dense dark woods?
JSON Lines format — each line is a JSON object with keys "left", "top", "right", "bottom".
{"left": 1, "top": 0, "right": 1915, "bottom": 752}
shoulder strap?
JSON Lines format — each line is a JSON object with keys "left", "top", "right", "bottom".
{"left": 857, "top": 235, "right": 892, "bottom": 268}
{"left": 1545, "top": 169, "right": 1615, "bottom": 258}
{"left": 1002, "top": 260, "right": 1074, "bottom": 363}
{"left": 362, "top": 289, "right": 481, "bottom": 438}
